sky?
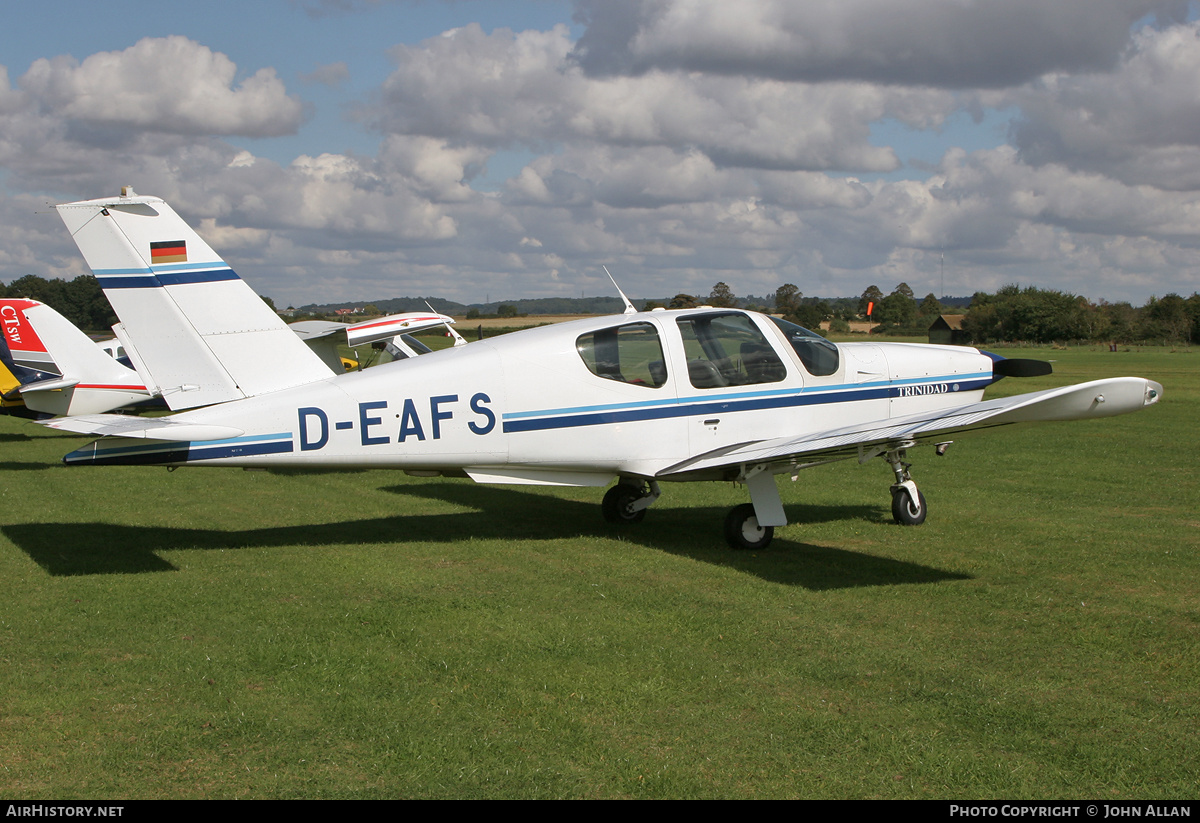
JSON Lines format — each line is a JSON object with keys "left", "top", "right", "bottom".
{"left": 1, "top": 0, "right": 1198, "bottom": 308}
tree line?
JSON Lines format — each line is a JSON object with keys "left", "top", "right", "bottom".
{"left": 663, "top": 281, "right": 1198, "bottom": 345}
{"left": 4, "top": 273, "right": 1196, "bottom": 345}
{"left": 0, "top": 275, "right": 116, "bottom": 331}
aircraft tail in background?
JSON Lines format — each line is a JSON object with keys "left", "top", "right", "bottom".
{"left": 0, "top": 299, "right": 153, "bottom": 417}
{"left": 0, "top": 327, "right": 57, "bottom": 419}
{"left": 1, "top": 297, "right": 56, "bottom": 374}
{"left": 55, "top": 189, "right": 331, "bottom": 411}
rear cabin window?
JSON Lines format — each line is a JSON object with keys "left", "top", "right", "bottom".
{"left": 576, "top": 322, "right": 667, "bottom": 388}
{"left": 676, "top": 312, "right": 786, "bottom": 388}
{"left": 768, "top": 316, "right": 840, "bottom": 377}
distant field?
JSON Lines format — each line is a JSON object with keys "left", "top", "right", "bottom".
{"left": 452, "top": 314, "right": 585, "bottom": 329}
{"left": 0, "top": 344, "right": 1194, "bottom": 798}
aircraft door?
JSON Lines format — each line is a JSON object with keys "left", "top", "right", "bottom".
{"left": 674, "top": 312, "right": 800, "bottom": 455}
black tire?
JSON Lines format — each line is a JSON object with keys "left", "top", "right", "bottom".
{"left": 603, "top": 484, "right": 646, "bottom": 524}
{"left": 724, "top": 503, "right": 774, "bottom": 550}
{"left": 891, "top": 487, "right": 928, "bottom": 526}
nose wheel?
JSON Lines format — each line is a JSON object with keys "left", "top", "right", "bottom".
{"left": 891, "top": 485, "right": 927, "bottom": 526}
{"left": 886, "top": 446, "right": 927, "bottom": 526}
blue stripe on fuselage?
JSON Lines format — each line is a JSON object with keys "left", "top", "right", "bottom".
{"left": 64, "top": 432, "right": 293, "bottom": 466}
{"left": 502, "top": 374, "right": 992, "bottom": 434}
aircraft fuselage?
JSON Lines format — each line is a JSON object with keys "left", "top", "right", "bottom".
{"left": 64, "top": 308, "right": 997, "bottom": 483}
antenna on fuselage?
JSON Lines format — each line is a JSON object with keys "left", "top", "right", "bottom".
{"left": 604, "top": 266, "right": 637, "bottom": 314}
{"left": 425, "top": 300, "right": 467, "bottom": 347}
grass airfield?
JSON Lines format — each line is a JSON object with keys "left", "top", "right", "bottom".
{"left": 0, "top": 343, "right": 1195, "bottom": 799}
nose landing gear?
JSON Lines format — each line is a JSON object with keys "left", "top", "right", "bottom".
{"left": 886, "top": 445, "right": 927, "bottom": 526}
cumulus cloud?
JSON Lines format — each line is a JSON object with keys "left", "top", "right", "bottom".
{"left": 571, "top": 0, "right": 1187, "bottom": 88}
{"left": 1011, "top": 22, "right": 1200, "bottom": 189}
{"left": 19, "top": 36, "right": 305, "bottom": 138}
{"left": 368, "top": 23, "right": 952, "bottom": 172}
{"left": 3, "top": 6, "right": 1200, "bottom": 307}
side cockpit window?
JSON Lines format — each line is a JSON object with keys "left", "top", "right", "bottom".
{"left": 768, "top": 316, "right": 840, "bottom": 377}
{"left": 576, "top": 322, "right": 667, "bottom": 388}
{"left": 676, "top": 312, "right": 786, "bottom": 388}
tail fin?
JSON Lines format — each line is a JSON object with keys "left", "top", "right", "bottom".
{"left": 55, "top": 189, "right": 331, "bottom": 410}
{"left": 0, "top": 299, "right": 154, "bottom": 417}
{"left": 1, "top": 298, "right": 57, "bottom": 373}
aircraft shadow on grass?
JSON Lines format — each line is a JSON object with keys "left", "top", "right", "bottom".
{"left": 0, "top": 461, "right": 60, "bottom": 471}
{"left": 2, "top": 483, "right": 971, "bottom": 588}
{"left": 0, "top": 432, "right": 79, "bottom": 443}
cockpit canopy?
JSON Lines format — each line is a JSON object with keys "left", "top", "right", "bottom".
{"left": 767, "top": 316, "right": 840, "bottom": 376}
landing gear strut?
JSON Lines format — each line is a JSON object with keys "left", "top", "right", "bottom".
{"left": 602, "top": 479, "right": 660, "bottom": 524}
{"left": 886, "top": 446, "right": 927, "bottom": 526}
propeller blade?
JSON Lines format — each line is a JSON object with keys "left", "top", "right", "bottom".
{"left": 993, "top": 358, "right": 1053, "bottom": 378}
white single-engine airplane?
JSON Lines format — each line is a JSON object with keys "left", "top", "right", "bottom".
{"left": 44, "top": 190, "right": 1162, "bottom": 549}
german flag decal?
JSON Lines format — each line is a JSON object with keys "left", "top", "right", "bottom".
{"left": 150, "top": 240, "right": 187, "bottom": 264}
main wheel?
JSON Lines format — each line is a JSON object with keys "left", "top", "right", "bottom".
{"left": 891, "top": 487, "right": 928, "bottom": 526}
{"left": 724, "top": 503, "right": 774, "bottom": 550}
{"left": 603, "top": 484, "right": 646, "bottom": 524}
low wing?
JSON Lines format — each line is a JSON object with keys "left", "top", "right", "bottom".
{"left": 287, "top": 321, "right": 349, "bottom": 342}
{"left": 658, "top": 377, "right": 1162, "bottom": 480}
{"left": 344, "top": 312, "right": 457, "bottom": 348}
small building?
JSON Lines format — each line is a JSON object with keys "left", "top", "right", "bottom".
{"left": 928, "top": 314, "right": 969, "bottom": 345}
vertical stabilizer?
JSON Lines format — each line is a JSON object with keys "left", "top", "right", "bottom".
{"left": 55, "top": 190, "right": 331, "bottom": 410}
{"left": 8, "top": 300, "right": 152, "bottom": 416}
{"left": 0, "top": 298, "right": 56, "bottom": 373}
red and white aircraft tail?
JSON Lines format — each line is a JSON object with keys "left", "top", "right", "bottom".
{"left": 55, "top": 188, "right": 330, "bottom": 410}
{"left": 1, "top": 298, "right": 55, "bottom": 374}
{"left": 0, "top": 298, "right": 152, "bottom": 417}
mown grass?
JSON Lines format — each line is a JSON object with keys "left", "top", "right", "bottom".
{"left": 0, "top": 344, "right": 1194, "bottom": 798}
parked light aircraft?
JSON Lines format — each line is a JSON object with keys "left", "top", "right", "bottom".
{"left": 0, "top": 297, "right": 154, "bottom": 416}
{"left": 290, "top": 309, "right": 465, "bottom": 373}
{"left": 43, "top": 190, "right": 1162, "bottom": 549}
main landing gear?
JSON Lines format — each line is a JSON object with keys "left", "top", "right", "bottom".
{"left": 602, "top": 479, "right": 661, "bottom": 524}
{"left": 724, "top": 503, "right": 773, "bottom": 550}
{"left": 601, "top": 475, "right": 779, "bottom": 550}
{"left": 601, "top": 444, "right": 938, "bottom": 550}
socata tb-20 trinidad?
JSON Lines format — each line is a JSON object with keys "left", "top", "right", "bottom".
{"left": 43, "top": 190, "right": 1161, "bottom": 549}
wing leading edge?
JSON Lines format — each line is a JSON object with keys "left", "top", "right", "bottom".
{"left": 658, "top": 377, "right": 1162, "bottom": 480}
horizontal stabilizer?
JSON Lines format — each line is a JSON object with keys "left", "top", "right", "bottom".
{"left": 41, "top": 413, "right": 244, "bottom": 441}
{"left": 17, "top": 376, "right": 81, "bottom": 393}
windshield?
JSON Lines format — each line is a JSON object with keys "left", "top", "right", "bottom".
{"left": 767, "top": 316, "right": 840, "bottom": 376}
